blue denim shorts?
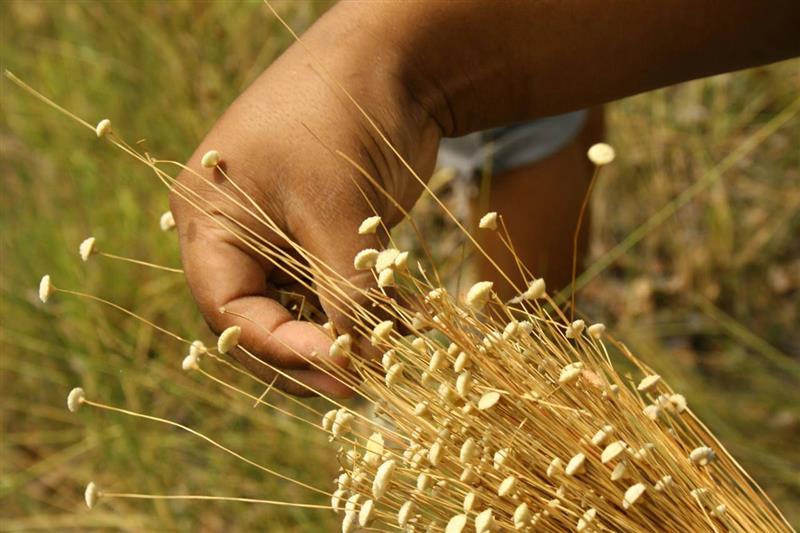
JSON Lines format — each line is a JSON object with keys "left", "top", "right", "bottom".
{"left": 437, "top": 110, "right": 588, "bottom": 178}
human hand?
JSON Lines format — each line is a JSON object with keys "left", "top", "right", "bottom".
{"left": 170, "top": 9, "right": 441, "bottom": 397}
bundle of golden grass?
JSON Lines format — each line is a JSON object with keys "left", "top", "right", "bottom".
{"left": 7, "top": 26, "right": 792, "bottom": 533}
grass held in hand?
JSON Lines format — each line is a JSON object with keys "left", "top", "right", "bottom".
{"left": 9, "top": 66, "right": 791, "bottom": 532}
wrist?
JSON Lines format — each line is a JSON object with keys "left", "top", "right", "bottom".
{"left": 301, "top": 2, "right": 449, "bottom": 139}
{"left": 292, "top": 3, "right": 442, "bottom": 189}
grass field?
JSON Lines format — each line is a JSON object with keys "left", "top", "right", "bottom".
{"left": 2, "top": 1, "right": 798, "bottom": 530}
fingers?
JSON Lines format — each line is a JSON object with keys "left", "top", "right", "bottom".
{"left": 291, "top": 205, "right": 392, "bottom": 360}
{"left": 175, "top": 216, "right": 354, "bottom": 398}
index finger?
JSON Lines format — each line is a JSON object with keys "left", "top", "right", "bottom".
{"left": 175, "top": 215, "right": 354, "bottom": 398}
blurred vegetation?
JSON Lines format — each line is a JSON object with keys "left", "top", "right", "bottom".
{"left": 1, "top": 0, "right": 797, "bottom": 531}
{"left": 588, "top": 64, "right": 800, "bottom": 526}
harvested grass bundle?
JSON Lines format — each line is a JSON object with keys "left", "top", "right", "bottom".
{"left": 6, "top": 15, "right": 792, "bottom": 532}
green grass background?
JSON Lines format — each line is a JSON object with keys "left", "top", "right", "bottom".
{"left": 1, "top": 1, "right": 798, "bottom": 530}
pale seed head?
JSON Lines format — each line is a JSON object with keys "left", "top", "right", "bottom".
{"left": 475, "top": 508, "right": 496, "bottom": 533}
{"left": 353, "top": 248, "right": 379, "bottom": 270}
{"left": 506, "top": 320, "right": 522, "bottom": 339}
{"left": 478, "top": 391, "right": 501, "bottom": 411}
{"left": 455, "top": 371, "right": 473, "bottom": 396}
{"left": 363, "top": 432, "right": 384, "bottom": 467}
{"left": 159, "top": 210, "right": 176, "bottom": 231}
{"left": 433, "top": 479, "right": 449, "bottom": 497}
{"left": 200, "top": 149, "right": 221, "bottom": 168}
{"left": 587, "top": 323, "right": 606, "bottom": 339}
{"left": 427, "top": 287, "right": 446, "bottom": 301}
{"left": 591, "top": 424, "right": 614, "bottom": 446}
{"left": 565, "top": 319, "right": 585, "bottom": 339}
{"left": 181, "top": 353, "right": 199, "bottom": 371}
{"left": 331, "top": 489, "right": 346, "bottom": 514}
{"left": 341, "top": 510, "right": 358, "bottom": 533}
{"left": 38, "top": 274, "right": 53, "bottom": 303}
{"left": 637, "top": 374, "right": 662, "bottom": 392}
{"left": 465, "top": 281, "right": 493, "bottom": 310}
{"left": 587, "top": 142, "right": 615, "bottom": 165}
{"left": 329, "top": 334, "right": 353, "bottom": 359}
{"left": 478, "top": 211, "right": 498, "bottom": 230}
{"left": 546, "top": 457, "right": 563, "bottom": 478}
{"left": 358, "top": 499, "right": 375, "bottom": 526}
{"left": 375, "top": 248, "right": 400, "bottom": 272}
{"left": 84, "top": 481, "right": 100, "bottom": 508}
{"left": 689, "top": 446, "right": 715, "bottom": 466}
{"left": 370, "top": 320, "right": 394, "bottom": 346}
{"left": 559, "top": 362, "right": 583, "bottom": 384}
{"left": 385, "top": 362, "right": 405, "bottom": 388}
{"left": 398, "top": 500, "right": 415, "bottom": 527}
{"left": 411, "top": 312, "right": 426, "bottom": 330}
{"left": 603, "top": 384, "right": 620, "bottom": 399}
{"left": 393, "top": 251, "right": 409, "bottom": 270}
{"left": 622, "top": 482, "right": 646, "bottom": 510}
{"left": 463, "top": 491, "right": 478, "bottom": 512}
{"left": 453, "top": 351, "right": 471, "bottom": 373}
{"left": 498, "top": 475, "right": 518, "bottom": 498}
{"left": 445, "top": 514, "right": 467, "bottom": 533}
{"left": 643, "top": 404, "right": 661, "bottom": 421}
{"left": 414, "top": 401, "right": 430, "bottom": 417}
{"left": 460, "top": 465, "right": 478, "bottom": 484}
{"left": 217, "top": 325, "right": 241, "bottom": 354}
{"left": 428, "top": 441, "right": 444, "bottom": 467}
{"left": 522, "top": 278, "right": 546, "bottom": 300}
{"left": 358, "top": 215, "right": 382, "bottom": 235}
{"left": 380, "top": 349, "right": 396, "bottom": 371}
{"left": 654, "top": 475, "right": 673, "bottom": 491}
{"left": 610, "top": 461, "right": 628, "bottom": 481}
{"left": 459, "top": 437, "right": 478, "bottom": 464}
{"left": 576, "top": 508, "right": 597, "bottom": 531}
{"left": 514, "top": 502, "right": 531, "bottom": 529}
{"left": 378, "top": 267, "right": 395, "bottom": 288}
{"left": 601, "top": 441, "right": 627, "bottom": 464}
{"left": 332, "top": 410, "right": 354, "bottom": 438}
{"left": 669, "top": 393, "right": 688, "bottom": 413}
{"left": 336, "top": 473, "right": 351, "bottom": 490}
{"left": 428, "top": 348, "right": 446, "bottom": 372}
{"left": 95, "top": 119, "right": 111, "bottom": 138}
{"left": 344, "top": 450, "right": 362, "bottom": 469}
{"left": 565, "top": 452, "right": 587, "bottom": 476}
{"left": 493, "top": 448, "right": 509, "bottom": 470}
{"left": 67, "top": 387, "right": 85, "bottom": 412}
{"left": 79, "top": 237, "right": 96, "bottom": 262}
{"left": 321, "top": 409, "right": 337, "bottom": 432}
{"left": 189, "top": 340, "right": 206, "bottom": 358}
{"left": 372, "top": 459, "right": 396, "bottom": 500}
{"left": 416, "top": 472, "right": 433, "bottom": 491}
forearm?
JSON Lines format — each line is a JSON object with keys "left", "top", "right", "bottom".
{"left": 322, "top": 0, "right": 800, "bottom": 136}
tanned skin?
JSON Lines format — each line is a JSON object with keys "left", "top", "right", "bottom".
{"left": 171, "top": 1, "right": 800, "bottom": 396}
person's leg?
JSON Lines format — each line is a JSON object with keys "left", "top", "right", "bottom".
{"left": 477, "top": 107, "right": 605, "bottom": 300}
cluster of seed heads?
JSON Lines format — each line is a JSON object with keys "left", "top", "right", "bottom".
{"left": 290, "top": 195, "right": 781, "bottom": 532}
{"left": 15, "top": 71, "right": 788, "bottom": 532}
